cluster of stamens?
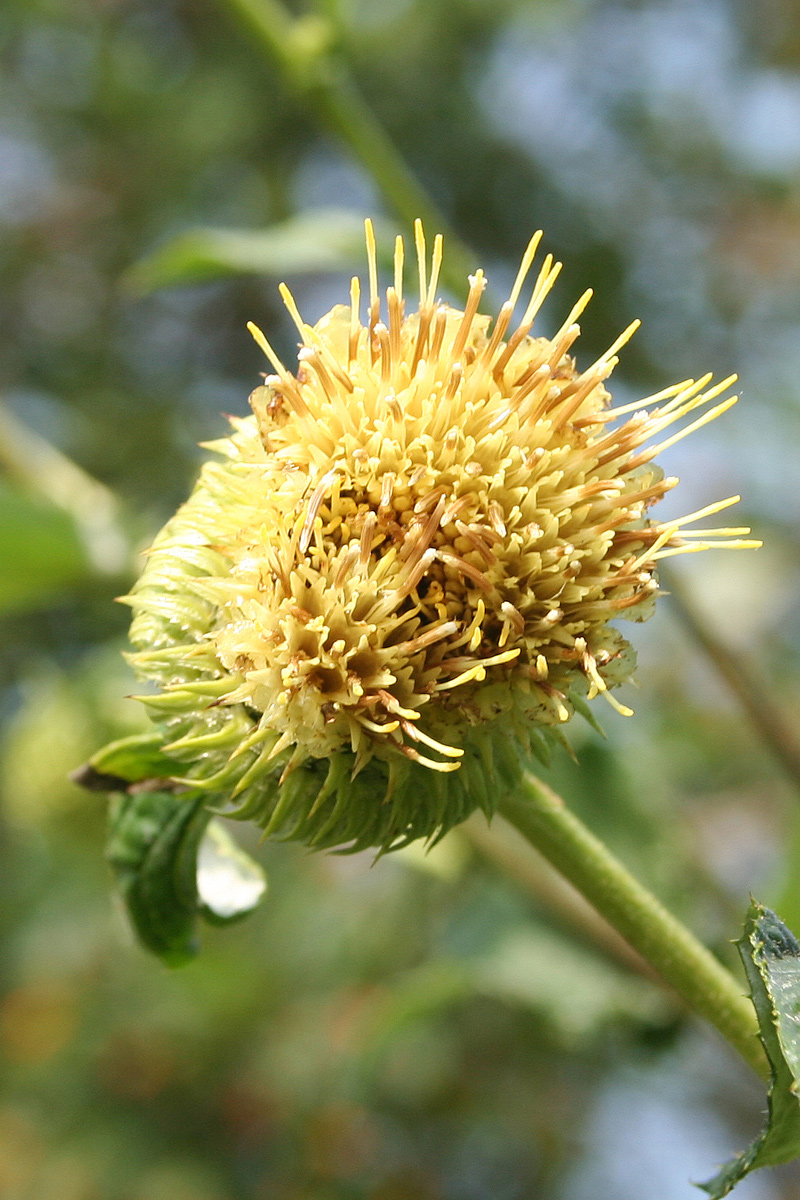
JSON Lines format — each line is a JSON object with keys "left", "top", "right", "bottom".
{"left": 125, "top": 220, "right": 757, "bottom": 803}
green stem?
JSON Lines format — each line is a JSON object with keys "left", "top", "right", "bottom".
{"left": 217, "top": 0, "right": 474, "bottom": 296}
{"left": 498, "top": 774, "right": 768, "bottom": 1081}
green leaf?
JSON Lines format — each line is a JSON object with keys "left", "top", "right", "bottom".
{"left": 106, "top": 790, "right": 267, "bottom": 965}
{"left": 107, "top": 789, "right": 210, "bottom": 966}
{"left": 700, "top": 901, "right": 800, "bottom": 1198}
{"left": 125, "top": 208, "right": 391, "bottom": 294}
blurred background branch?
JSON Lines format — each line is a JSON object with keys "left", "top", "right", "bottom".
{"left": 663, "top": 563, "right": 800, "bottom": 799}
{"left": 0, "top": 400, "right": 131, "bottom": 577}
{"left": 218, "top": 0, "right": 476, "bottom": 295}
{"left": 462, "top": 812, "right": 664, "bottom": 984}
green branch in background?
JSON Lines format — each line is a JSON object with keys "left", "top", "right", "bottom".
{"left": 125, "top": 208, "right": 395, "bottom": 294}
{"left": 462, "top": 811, "right": 663, "bottom": 984}
{"left": 662, "top": 564, "right": 800, "bottom": 799}
{"left": 216, "top": 0, "right": 475, "bottom": 297}
{"left": 0, "top": 400, "right": 132, "bottom": 612}
{"left": 499, "top": 774, "right": 769, "bottom": 1082}
{"left": 0, "top": 401, "right": 130, "bottom": 577}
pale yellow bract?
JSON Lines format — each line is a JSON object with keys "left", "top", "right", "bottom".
{"left": 123, "top": 221, "right": 757, "bottom": 851}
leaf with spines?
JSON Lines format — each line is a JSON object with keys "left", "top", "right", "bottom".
{"left": 700, "top": 901, "right": 800, "bottom": 1198}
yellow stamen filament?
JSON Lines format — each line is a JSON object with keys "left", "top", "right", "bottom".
{"left": 676, "top": 527, "right": 751, "bottom": 537}
{"left": 377, "top": 689, "right": 421, "bottom": 720}
{"left": 387, "top": 287, "right": 403, "bottom": 364}
{"left": 520, "top": 254, "right": 563, "bottom": 326}
{"left": 400, "top": 719, "right": 464, "bottom": 758}
{"left": 299, "top": 469, "right": 337, "bottom": 555}
{"left": 479, "top": 301, "right": 514, "bottom": 369}
{"left": 667, "top": 494, "right": 742, "bottom": 526}
{"left": 358, "top": 716, "right": 400, "bottom": 735}
{"left": 592, "top": 320, "right": 641, "bottom": 373}
{"left": 278, "top": 283, "right": 311, "bottom": 342}
{"left": 396, "top": 743, "right": 461, "bottom": 772}
{"left": 359, "top": 511, "right": 377, "bottom": 566}
{"left": 628, "top": 394, "right": 739, "bottom": 470}
{"left": 365, "top": 217, "right": 379, "bottom": 324}
{"left": 436, "top": 665, "right": 487, "bottom": 690}
{"left": 508, "top": 231, "right": 543, "bottom": 309}
{"left": 349, "top": 276, "right": 361, "bottom": 366}
{"left": 651, "top": 539, "right": 761, "bottom": 559}
{"left": 622, "top": 524, "right": 681, "bottom": 575}
{"left": 391, "top": 621, "right": 460, "bottom": 655}
{"left": 450, "top": 270, "right": 486, "bottom": 363}
{"left": 581, "top": 646, "right": 635, "bottom": 717}
{"left": 375, "top": 323, "right": 392, "bottom": 383}
{"left": 436, "top": 550, "right": 493, "bottom": 592}
{"left": 393, "top": 235, "right": 404, "bottom": 302}
{"left": 426, "top": 233, "right": 443, "bottom": 308}
{"left": 550, "top": 289, "right": 593, "bottom": 347}
{"left": 246, "top": 321, "right": 286, "bottom": 374}
{"left": 414, "top": 218, "right": 427, "bottom": 306}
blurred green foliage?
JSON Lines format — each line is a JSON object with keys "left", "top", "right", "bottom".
{"left": 0, "top": 483, "right": 90, "bottom": 613}
{"left": 1, "top": 0, "right": 800, "bottom": 1196}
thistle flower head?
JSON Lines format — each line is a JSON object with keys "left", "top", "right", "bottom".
{"left": 123, "top": 221, "right": 757, "bottom": 852}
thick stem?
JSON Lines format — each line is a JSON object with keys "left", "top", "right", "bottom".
{"left": 498, "top": 775, "right": 768, "bottom": 1081}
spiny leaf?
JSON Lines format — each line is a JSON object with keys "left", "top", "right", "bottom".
{"left": 700, "top": 901, "right": 800, "bottom": 1198}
